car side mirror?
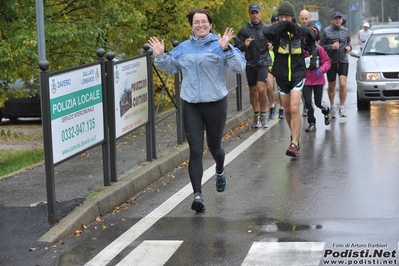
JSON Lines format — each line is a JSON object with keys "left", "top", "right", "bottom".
{"left": 350, "top": 50, "right": 360, "bottom": 58}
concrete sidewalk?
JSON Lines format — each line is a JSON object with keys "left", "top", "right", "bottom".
{"left": 0, "top": 87, "right": 255, "bottom": 244}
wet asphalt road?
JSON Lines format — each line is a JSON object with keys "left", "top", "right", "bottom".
{"left": 57, "top": 98, "right": 399, "bottom": 265}
{"left": 55, "top": 72, "right": 399, "bottom": 266}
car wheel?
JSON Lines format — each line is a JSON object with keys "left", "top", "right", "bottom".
{"left": 357, "top": 92, "right": 370, "bottom": 110}
{"left": 0, "top": 110, "right": 3, "bottom": 122}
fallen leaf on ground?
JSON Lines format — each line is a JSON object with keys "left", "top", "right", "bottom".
{"left": 74, "top": 230, "right": 83, "bottom": 236}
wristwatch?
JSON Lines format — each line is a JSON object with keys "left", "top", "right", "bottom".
{"left": 223, "top": 46, "right": 232, "bottom": 52}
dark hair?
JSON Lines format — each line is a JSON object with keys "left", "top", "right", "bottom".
{"left": 309, "top": 25, "right": 320, "bottom": 41}
{"left": 186, "top": 9, "right": 213, "bottom": 26}
{"left": 342, "top": 19, "right": 347, "bottom": 26}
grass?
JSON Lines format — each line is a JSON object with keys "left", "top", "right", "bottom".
{"left": 0, "top": 149, "right": 44, "bottom": 177}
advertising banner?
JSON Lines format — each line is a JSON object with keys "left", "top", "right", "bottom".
{"left": 49, "top": 64, "right": 104, "bottom": 164}
{"left": 113, "top": 56, "right": 148, "bottom": 138}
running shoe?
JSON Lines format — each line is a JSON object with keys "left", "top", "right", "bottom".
{"left": 339, "top": 107, "right": 347, "bottom": 117}
{"left": 260, "top": 114, "right": 269, "bottom": 128}
{"left": 286, "top": 142, "right": 300, "bottom": 157}
{"left": 330, "top": 107, "right": 336, "bottom": 118}
{"left": 278, "top": 109, "right": 285, "bottom": 119}
{"left": 191, "top": 193, "right": 206, "bottom": 212}
{"left": 289, "top": 137, "right": 301, "bottom": 149}
{"left": 324, "top": 109, "right": 331, "bottom": 125}
{"left": 305, "top": 123, "right": 316, "bottom": 132}
{"left": 216, "top": 171, "right": 227, "bottom": 192}
{"left": 251, "top": 114, "right": 261, "bottom": 128}
{"left": 269, "top": 106, "right": 276, "bottom": 119}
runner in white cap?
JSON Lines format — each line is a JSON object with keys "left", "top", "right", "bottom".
{"left": 358, "top": 22, "right": 372, "bottom": 51}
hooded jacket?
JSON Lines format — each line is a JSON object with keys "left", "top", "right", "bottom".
{"left": 234, "top": 21, "right": 273, "bottom": 67}
{"left": 320, "top": 25, "right": 352, "bottom": 64}
{"left": 154, "top": 32, "right": 246, "bottom": 103}
{"left": 303, "top": 44, "right": 331, "bottom": 86}
{"left": 263, "top": 21, "right": 317, "bottom": 82}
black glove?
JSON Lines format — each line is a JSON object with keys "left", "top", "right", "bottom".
{"left": 309, "top": 57, "right": 317, "bottom": 70}
{"left": 286, "top": 21, "right": 297, "bottom": 33}
{"left": 278, "top": 21, "right": 296, "bottom": 33}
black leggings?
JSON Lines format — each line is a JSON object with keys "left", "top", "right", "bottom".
{"left": 303, "top": 85, "right": 329, "bottom": 124}
{"left": 183, "top": 97, "right": 227, "bottom": 194}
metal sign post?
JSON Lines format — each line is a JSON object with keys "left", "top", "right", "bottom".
{"left": 35, "top": 0, "right": 46, "bottom": 61}
{"left": 39, "top": 60, "right": 57, "bottom": 223}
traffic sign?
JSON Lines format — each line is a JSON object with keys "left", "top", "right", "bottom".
{"left": 303, "top": 4, "right": 320, "bottom": 12}
{"left": 350, "top": 3, "right": 358, "bottom": 12}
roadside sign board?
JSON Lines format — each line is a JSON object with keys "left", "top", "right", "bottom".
{"left": 303, "top": 4, "right": 320, "bottom": 12}
{"left": 309, "top": 12, "right": 319, "bottom": 21}
{"left": 49, "top": 63, "right": 104, "bottom": 164}
{"left": 113, "top": 56, "right": 148, "bottom": 138}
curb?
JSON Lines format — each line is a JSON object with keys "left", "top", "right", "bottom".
{"left": 39, "top": 105, "right": 253, "bottom": 243}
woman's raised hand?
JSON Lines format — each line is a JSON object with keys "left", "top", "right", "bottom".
{"left": 218, "top": 28, "right": 235, "bottom": 50}
{"left": 148, "top": 37, "right": 165, "bottom": 56}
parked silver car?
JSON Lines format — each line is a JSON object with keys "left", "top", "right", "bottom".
{"left": 350, "top": 28, "right": 399, "bottom": 109}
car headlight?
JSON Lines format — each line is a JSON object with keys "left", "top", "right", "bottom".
{"left": 361, "top": 72, "right": 380, "bottom": 80}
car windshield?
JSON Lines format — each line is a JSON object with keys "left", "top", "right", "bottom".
{"left": 363, "top": 33, "right": 399, "bottom": 55}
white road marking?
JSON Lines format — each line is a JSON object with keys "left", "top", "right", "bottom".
{"left": 241, "top": 242, "right": 325, "bottom": 266}
{"left": 115, "top": 240, "right": 183, "bottom": 266}
{"left": 85, "top": 120, "right": 278, "bottom": 266}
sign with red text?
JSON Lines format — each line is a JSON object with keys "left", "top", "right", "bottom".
{"left": 113, "top": 56, "right": 148, "bottom": 138}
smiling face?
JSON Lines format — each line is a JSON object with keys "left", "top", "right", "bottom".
{"left": 191, "top": 13, "right": 212, "bottom": 38}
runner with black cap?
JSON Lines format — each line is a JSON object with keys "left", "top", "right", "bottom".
{"left": 320, "top": 11, "right": 352, "bottom": 118}
{"left": 235, "top": 4, "right": 275, "bottom": 128}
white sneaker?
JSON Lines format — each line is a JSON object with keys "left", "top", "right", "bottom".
{"left": 330, "top": 108, "right": 336, "bottom": 118}
{"left": 260, "top": 115, "right": 269, "bottom": 128}
{"left": 339, "top": 107, "right": 347, "bottom": 117}
{"left": 251, "top": 115, "right": 261, "bottom": 128}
